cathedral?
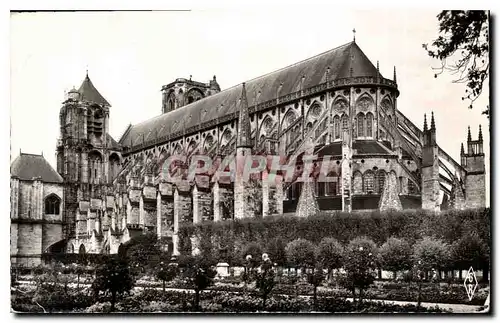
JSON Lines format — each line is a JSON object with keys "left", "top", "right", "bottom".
{"left": 10, "top": 40, "right": 486, "bottom": 266}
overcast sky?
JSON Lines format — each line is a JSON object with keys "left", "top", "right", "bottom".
{"left": 10, "top": 9, "right": 490, "bottom": 205}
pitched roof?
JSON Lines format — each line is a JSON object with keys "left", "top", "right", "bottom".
{"left": 107, "top": 133, "right": 121, "bottom": 150}
{"left": 11, "top": 153, "right": 63, "bottom": 183}
{"left": 119, "top": 41, "right": 384, "bottom": 146}
{"left": 78, "top": 74, "right": 110, "bottom": 107}
{"left": 353, "top": 141, "right": 393, "bottom": 155}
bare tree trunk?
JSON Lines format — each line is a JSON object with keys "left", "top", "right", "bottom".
{"left": 194, "top": 289, "right": 200, "bottom": 311}
{"left": 111, "top": 291, "right": 116, "bottom": 312}
{"left": 313, "top": 285, "right": 317, "bottom": 309}
{"left": 417, "top": 282, "right": 422, "bottom": 311}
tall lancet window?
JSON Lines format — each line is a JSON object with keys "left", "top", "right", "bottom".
{"left": 364, "top": 171, "right": 375, "bottom": 193}
{"left": 357, "top": 113, "right": 364, "bottom": 137}
{"left": 366, "top": 113, "right": 373, "bottom": 138}
{"left": 341, "top": 114, "right": 348, "bottom": 131}
{"left": 334, "top": 116, "right": 340, "bottom": 139}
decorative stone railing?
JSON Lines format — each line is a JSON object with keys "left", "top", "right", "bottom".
{"left": 126, "top": 76, "right": 397, "bottom": 154}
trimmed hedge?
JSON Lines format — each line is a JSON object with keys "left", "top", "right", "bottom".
{"left": 179, "top": 208, "right": 490, "bottom": 265}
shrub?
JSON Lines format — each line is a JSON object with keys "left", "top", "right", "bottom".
{"left": 84, "top": 302, "right": 112, "bottom": 313}
{"left": 92, "top": 256, "right": 135, "bottom": 312}
{"left": 178, "top": 209, "right": 490, "bottom": 259}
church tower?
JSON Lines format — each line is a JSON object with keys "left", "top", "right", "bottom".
{"left": 56, "top": 72, "right": 121, "bottom": 237}
{"left": 462, "top": 125, "right": 486, "bottom": 208}
{"left": 234, "top": 83, "right": 253, "bottom": 219}
{"left": 161, "top": 76, "right": 221, "bottom": 114}
{"left": 421, "top": 112, "right": 440, "bottom": 211}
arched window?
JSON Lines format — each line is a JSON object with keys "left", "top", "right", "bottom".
{"left": 408, "top": 179, "right": 418, "bottom": 194}
{"left": 44, "top": 195, "right": 60, "bottom": 215}
{"left": 376, "top": 170, "right": 386, "bottom": 194}
{"left": 315, "top": 181, "right": 325, "bottom": 197}
{"left": 341, "top": 114, "right": 348, "bottom": 131}
{"left": 363, "top": 171, "right": 375, "bottom": 193}
{"left": 334, "top": 116, "right": 340, "bottom": 139}
{"left": 325, "top": 171, "right": 338, "bottom": 196}
{"left": 353, "top": 171, "right": 363, "bottom": 194}
{"left": 188, "top": 96, "right": 194, "bottom": 104}
{"left": 366, "top": 113, "right": 373, "bottom": 138}
{"left": 305, "top": 122, "right": 313, "bottom": 134}
{"left": 357, "top": 113, "right": 365, "bottom": 137}
{"left": 109, "top": 153, "right": 120, "bottom": 183}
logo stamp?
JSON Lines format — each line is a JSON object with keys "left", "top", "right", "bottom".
{"left": 463, "top": 266, "right": 478, "bottom": 301}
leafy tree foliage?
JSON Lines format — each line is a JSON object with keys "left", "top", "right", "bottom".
{"left": 121, "top": 232, "right": 168, "bottom": 275}
{"left": 156, "top": 261, "right": 179, "bottom": 291}
{"left": 379, "top": 237, "right": 413, "bottom": 279}
{"left": 179, "top": 209, "right": 490, "bottom": 265}
{"left": 264, "top": 237, "right": 288, "bottom": 267}
{"left": 240, "top": 241, "right": 263, "bottom": 266}
{"left": 339, "top": 237, "right": 378, "bottom": 303}
{"left": 316, "top": 237, "right": 344, "bottom": 280}
{"left": 285, "top": 238, "right": 316, "bottom": 270}
{"left": 91, "top": 256, "right": 134, "bottom": 312}
{"left": 423, "top": 10, "right": 489, "bottom": 116}
{"left": 412, "top": 236, "right": 450, "bottom": 273}
{"left": 450, "top": 232, "right": 489, "bottom": 281}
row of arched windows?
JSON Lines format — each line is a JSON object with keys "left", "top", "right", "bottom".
{"left": 333, "top": 114, "right": 349, "bottom": 140}
{"left": 353, "top": 170, "right": 387, "bottom": 195}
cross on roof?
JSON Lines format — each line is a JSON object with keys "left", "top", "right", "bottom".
{"left": 352, "top": 28, "right": 356, "bottom": 42}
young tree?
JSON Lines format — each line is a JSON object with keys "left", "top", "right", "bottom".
{"left": 423, "top": 10, "right": 489, "bottom": 117}
{"left": 379, "top": 237, "right": 412, "bottom": 280}
{"left": 339, "top": 237, "right": 378, "bottom": 304}
{"left": 122, "top": 232, "right": 167, "bottom": 275}
{"left": 254, "top": 254, "right": 276, "bottom": 310}
{"left": 264, "top": 237, "right": 287, "bottom": 267}
{"left": 179, "top": 255, "right": 217, "bottom": 311}
{"left": 92, "top": 256, "right": 135, "bottom": 312}
{"left": 316, "top": 237, "right": 343, "bottom": 282}
{"left": 285, "top": 238, "right": 316, "bottom": 275}
{"left": 412, "top": 236, "right": 450, "bottom": 276}
{"left": 156, "top": 261, "right": 179, "bottom": 292}
{"left": 307, "top": 265, "right": 325, "bottom": 309}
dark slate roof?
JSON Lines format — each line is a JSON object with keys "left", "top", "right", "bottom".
{"left": 353, "top": 140, "right": 392, "bottom": 155}
{"left": 120, "top": 41, "right": 382, "bottom": 146}
{"left": 317, "top": 142, "right": 342, "bottom": 156}
{"left": 107, "top": 133, "right": 121, "bottom": 150}
{"left": 78, "top": 74, "right": 110, "bottom": 107}
{"left": 11, "top": 153, "right": 63, "bottom": 183}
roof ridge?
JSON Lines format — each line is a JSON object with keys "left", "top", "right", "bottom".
{"left": 127, "top": 41, "right": 354, "bottom": 130}
{"left": 218, "top": 41, "right": 353, "bottom": 92}
{"left": 20, "top": 152, "right": 43, "bottom": 157}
